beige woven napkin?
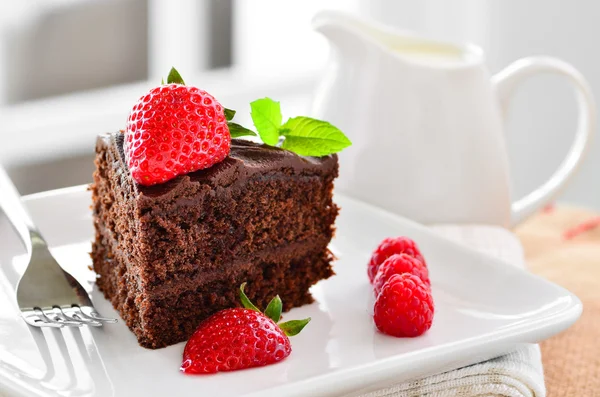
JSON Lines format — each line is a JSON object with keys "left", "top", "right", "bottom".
{"left": 356, "top": 225, "right": 546, "bottom": 397}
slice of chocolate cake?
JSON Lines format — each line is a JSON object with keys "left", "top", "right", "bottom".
{"left": 91, "top": 132, "right": 339, "bottom": 349}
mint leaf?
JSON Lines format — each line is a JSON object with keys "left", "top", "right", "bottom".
{"left": 239, "top": 283, "right": 260, "bottom": 312}
{"left": 224, "top": 108, "right": 236, "bottom": 121}
{"left": 279, "top": 318, "right": 311, "bottom": 336}
{"left": 250, "top": 98, "right": 282, "bottom": 146}
{"left": 279, "top": 117, "right": 351, "bottom": 156}
{"left": 264, "top": 295, "right": 282, "bottom": 323}
{"left": 166, "top": 67, "right": 185, "bottom": 85}
{"left": 228, "top": 122, "right": 257, "bottom": 138}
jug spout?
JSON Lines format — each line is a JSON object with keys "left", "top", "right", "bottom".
{"left": 312, "top": 11, "right": 376, "bottom": 57}
{"left": 313, "top": 10, "right": 482, "bottom": 68}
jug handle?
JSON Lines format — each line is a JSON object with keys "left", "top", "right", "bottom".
{"left": 492, "top": 57, "right": 596, "bottom": 227}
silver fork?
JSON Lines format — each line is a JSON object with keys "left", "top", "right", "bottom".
{"left": 0, "top": 165, "right": 116, "bottom": 328}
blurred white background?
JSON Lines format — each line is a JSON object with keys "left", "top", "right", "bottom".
{"left": 0, "top": 0, "right": 598, "bottom": 211}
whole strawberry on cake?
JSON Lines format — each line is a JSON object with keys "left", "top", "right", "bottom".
{"left": 91, "top": 68, "right": 351, "bottom": 349}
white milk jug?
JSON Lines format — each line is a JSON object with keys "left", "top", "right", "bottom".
{"left": 311, "top": 11, "right": 596, "bottom": 227}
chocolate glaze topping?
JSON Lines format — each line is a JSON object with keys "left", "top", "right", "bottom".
{"left": 98, "top": 132, "right": 337, "bottom": 198}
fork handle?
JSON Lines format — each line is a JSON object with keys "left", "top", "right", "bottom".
{"left": 0, "top": 164, "right": 43, "bottom": 253}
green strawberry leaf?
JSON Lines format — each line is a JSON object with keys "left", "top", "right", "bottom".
{"left": 280, "top": 116, "right": 351, "bottom": 157}
{"left": 239, "top": 283, "right": 260, "bottom": 312}
{"left": 224, "top": 108, "right": 236, "bottom": 121}
{"left": 167, "top": 67, "right": 185, "bottom": 85}
{"left": 264, "top": 295, "right": 282, "bottom": 323}
{"left": 250, "top": 98, "right": 282, "bottom": 146}
{"left": 279, "top": 318, "right": 311, "bottom": 336}
{"left": 228, "top": 122, "right": 257, "bottom": 138}
{"left": 161, "top": 77, "right": 165, "bottom": 85}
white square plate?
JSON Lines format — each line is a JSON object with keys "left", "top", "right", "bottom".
{"left": 0, "top": 186, "right": 581, "bottom": 397}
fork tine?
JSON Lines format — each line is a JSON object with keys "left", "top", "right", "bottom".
{"left": 22, "top": 309, "right": 63, "bottom": 328}
{"left": 32, "top": 308, "right": 65, "bottom": 328}
{"left": 53, "top": 306, "right": 99, "bottom": 327}
{"left": 62, "top": 307, "right": 103, "bottom": 327}
{"left": 75, "top": 306, "right": 118, "bottom": 324}
{"left": 48, "top": 307, "right": 83, "bottom": 327}
{"left": 88, "top": 313, "right": 118, "bottom": 323}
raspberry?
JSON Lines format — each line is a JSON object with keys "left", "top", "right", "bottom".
{"left": 125, "top": 83, "right": 231, "bottom": 186}
{"left": 373, "top": 273, "right": 434, "bottom": 337}
{"left": 368, "top": 237, "right": 426, "bottom": 283}
{"left": 373, "top": 253, "right": 430, "bottom": 296}
{"left": 181, "top": 308, "right": 291, "bottom": 374}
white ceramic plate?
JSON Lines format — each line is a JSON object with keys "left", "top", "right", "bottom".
{"left": 0, "top": 186, "right": 581, "bottom": 397}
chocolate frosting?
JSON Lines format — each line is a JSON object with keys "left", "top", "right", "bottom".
{"left": 98, "top": 132, "right": 338, "bottom": 198}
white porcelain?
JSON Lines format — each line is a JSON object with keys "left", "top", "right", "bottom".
{"left": 311, "top": 11, "right": 596, "bottom": 227}
{"left": 0, "top": 186, "right": 581, "bottom": 397}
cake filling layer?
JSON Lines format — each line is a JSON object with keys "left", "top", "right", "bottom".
{"left": 93, "top": 229, "right": 334, "bottom": 348}
{"left": 96, "top": 218, "right": 331, "bottom": 295}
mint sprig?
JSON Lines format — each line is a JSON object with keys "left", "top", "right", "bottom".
{"left": 250, "top": 98, "right": 282, "bottom": 146}
{"left": 280, "top": 116, "right": 352, "bottom": 157}
{"left": 228, "top": 97, "right": 351, "bottom": 157}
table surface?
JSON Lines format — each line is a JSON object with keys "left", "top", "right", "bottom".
{"left": 516, "top": 204, "right": 600, "bottom": 397}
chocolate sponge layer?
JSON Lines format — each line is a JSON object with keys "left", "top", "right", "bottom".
{"left": 91, "top": 132, "right": 339, "bottom": 349}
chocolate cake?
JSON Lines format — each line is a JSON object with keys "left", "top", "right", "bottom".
{"left": 91, "top": 132, "right": 339, "bottom": 349}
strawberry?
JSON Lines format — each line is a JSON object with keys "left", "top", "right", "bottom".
{"left": 125, "top": 67, "right": 231, "bottom": 186}
{"left": 373, "top": 273, "right": 434, "bottom": 337}
{"left": 373, "top": 253, "right": 430, "bottom": 296}
{"left": 368, "top": 236, "right": 426, "bottom": 283}
{"left": 181, "top": 283, "right": 310, "bottom": 374}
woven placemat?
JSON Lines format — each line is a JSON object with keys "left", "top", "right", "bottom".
{"left": 516, "top": 205, "right": 600, "bottom": 397}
